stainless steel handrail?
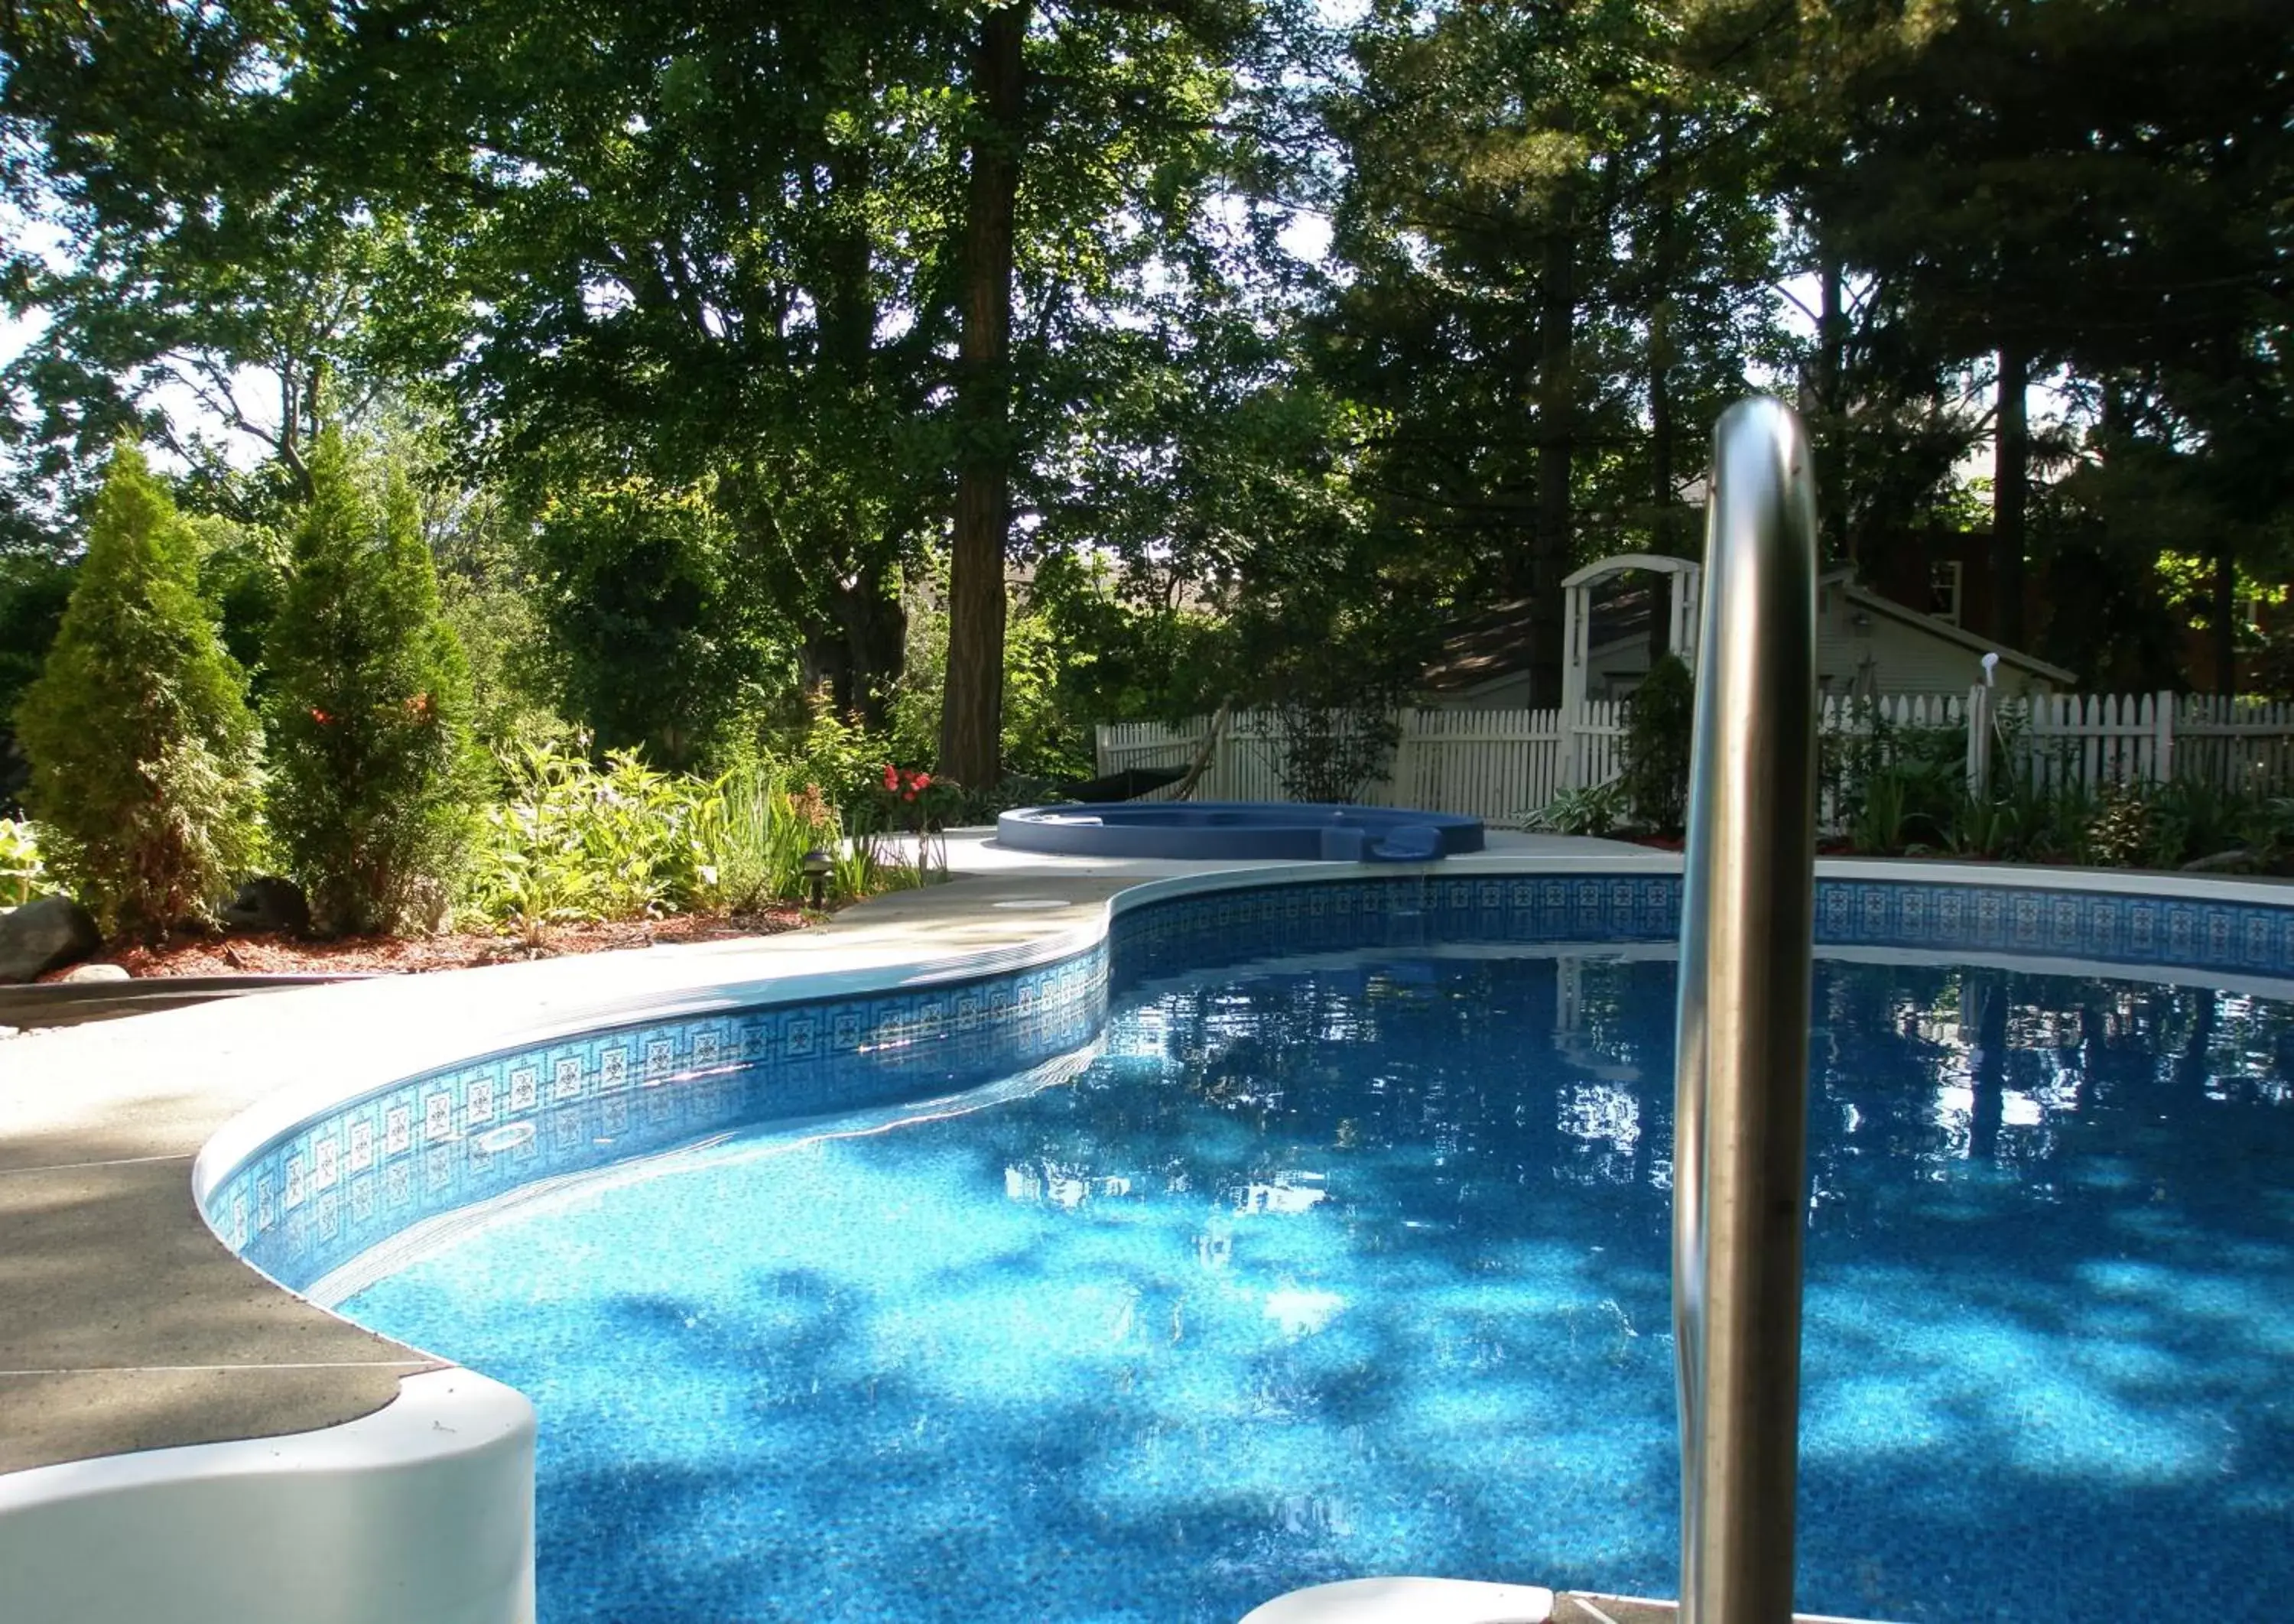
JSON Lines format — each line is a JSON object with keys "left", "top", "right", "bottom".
{"left": 1672, "top": 398, "right": 1821, "bottom": 1624}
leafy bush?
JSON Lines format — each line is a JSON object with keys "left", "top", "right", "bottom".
{"left": 1527, "top": 780, "right": 1628, "bottom": 836}
{"left": 462, "top": 744, "right": 704, "bottom": 935}
{"left": 1834, "top": 711, "right": 1968, "bottom": 855}
{"left": 1, "top": 818, "right": 47, "bottom": 907}
{"left": 15, "top": 448, "right": 265, "bottom": 937}
{"left": 1619, "top": 655, "right": 1695, "bottom": 836}
{"left": 2085, "top": 781, "right": 2153, "bottom": 866}
{"left": 0, "top": 553, "right": 76, "bottom": 814}
{"left": 781, "top": 686, "right": 898, "bottom": 810}
{"left": 1270, "top": 701, "right": 1400, "bottom": 805}
{"left": 531, "top": 476, "right": 775, "bottom": 771}
{"left": 265, "top": 435, "right": 480, "bottom": 935}
{"left": 461, "top": 742, "right": 861, "bottom": 938}
{"left": 690, "top": 766, "right": 842, "bottom": 914}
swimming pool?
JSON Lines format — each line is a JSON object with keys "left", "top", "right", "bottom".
{"left": 337, "top": 944, "right": 2293, "bottom": 1623}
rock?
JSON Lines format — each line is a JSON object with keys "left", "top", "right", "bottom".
{"left": 222, "top": 875, "right": 312, "bottom": 937}
{"left": 2181, "top": 847, "right": 2261, "bottom": 874}
{"left": 0, "top": 895, "right": 102, "bottom": 984}
{"left": 58, "top": 961, "right": 130, "bottom": 983}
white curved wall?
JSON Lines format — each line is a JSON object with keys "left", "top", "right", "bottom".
{"left": 0, "top": 1370, "right": 535, "bottom": 1624}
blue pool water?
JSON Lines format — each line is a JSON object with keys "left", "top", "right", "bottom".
{"left": 343, "top": 952, "right": 2294, "bottom": 1622}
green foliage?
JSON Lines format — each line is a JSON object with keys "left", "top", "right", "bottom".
{"left": 531, "top": 479, "right": 782, "bottom": 771}
{"left": 690, "top": 768, "right": 843, "bottom": 917}
{"left": 2085, "top": 781, "right": 2153, "bottom": 867}
{"left": 1269, "top": 704, "right": 1401, "bottom": 807}
{"left": 462, "top": 744, "right": 705, "bottom": 934}
{"left": 778, "top": 687, "right": 899, "bottom": 814}
{"left": 0, "top": 552, "right": 76, "bottom": 814}
{"left": 1620, "top": 655, "right": 1695, "bottom": 836}
{"left": 1527, "top": 781, "right": 1628, "bottom": 838}
{"left": 0, "top": 817, "right": 47, "bottom": 906}
{"left": 886, "top": 570, "right": 1097, "bottom": 788}
{"left": 265, "top": 434, "right": 479, "bottom": 935}
{"left": 1832, "top": 713, "right": 1969, "bottom": 856}
{"left": 14, "top": 447, "right": 265, "bottom": 937}
{"left": 460, "top": 740, "right": 867, "bottom": 940}
{"left": 192, "top": 516, "right": 289, "bottom": 694}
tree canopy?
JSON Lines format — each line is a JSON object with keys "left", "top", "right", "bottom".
{"left": 3, "top": 0, "right": 2288, "bottom": 785}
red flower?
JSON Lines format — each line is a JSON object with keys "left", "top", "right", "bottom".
{"left": 908, "top": 771, "right": 932, "bottom": 791}
{"left": 902, "top": 788, "right": 918, "bottom": 802}
{"left": 882, "top": 763, "right": 900, "bottom": 792}
{"left": 310, "top": 707, "right": 331, "bottom": 725}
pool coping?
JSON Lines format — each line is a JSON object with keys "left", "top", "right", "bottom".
{"left": 2, "top": 834, "right": 2289, "bottom": 1622}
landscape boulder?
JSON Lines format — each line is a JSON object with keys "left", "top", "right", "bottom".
{"left": 0, "top": 895, "right": 102, "bottom": 984}
{"left": 222, "top": 875, "right": 313, "bottom": 937}
{"left": 58, "top": 962, "right": 130, "bottom": 983}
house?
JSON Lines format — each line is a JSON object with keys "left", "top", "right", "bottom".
{"left": 1419, "top": 560, "right": 2073, "bottom": 710}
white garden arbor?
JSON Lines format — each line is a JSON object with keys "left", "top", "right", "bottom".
{"left": 1556, "top": 553, "right": 1702, "bottom": 788}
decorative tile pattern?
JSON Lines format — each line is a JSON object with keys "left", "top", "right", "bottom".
{"left": 214, "top": 944, "right": 1108, "bottom": 1291}
{"left": 207, "top": 871, "right": 2294, "bottom": 1293}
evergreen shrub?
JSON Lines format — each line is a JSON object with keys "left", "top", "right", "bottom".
{"left": 14, "top": 448, "right": 265, "bottom": 937}
{"left": 1620, "top": 654, "right": 1695, "bottom": 836}
{"left": 265, "top": 434, "right": 479, "bottom": 934}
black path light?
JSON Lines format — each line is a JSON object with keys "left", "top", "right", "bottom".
{"left": 801, "top": 847, "right": 833, "bottom": 911}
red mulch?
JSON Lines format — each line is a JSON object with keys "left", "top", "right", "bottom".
{"left": 42, "top": 909, "right": 810, "bottom": 981}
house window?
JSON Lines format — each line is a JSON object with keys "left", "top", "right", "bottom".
{"left": 1928, "top": 561, "right": 1964, "bottom": 625}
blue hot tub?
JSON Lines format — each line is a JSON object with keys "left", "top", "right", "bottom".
{"left": 994, "top": 801, "right": 1485, "bottom": 862}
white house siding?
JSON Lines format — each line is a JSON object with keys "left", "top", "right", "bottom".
{"left": 1819, "top": 592, "right": 2058, "bottom": 699}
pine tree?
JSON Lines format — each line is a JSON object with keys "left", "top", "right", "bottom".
{"left": 266, "top": 431, "right": 477, "bottom": 935}
{"left": 15, "top": 447, "right": 265, "bottom": 939}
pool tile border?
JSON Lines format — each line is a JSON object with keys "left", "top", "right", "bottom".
{"left": 203, "top": 868, "right": 2294, "bottom": 1295}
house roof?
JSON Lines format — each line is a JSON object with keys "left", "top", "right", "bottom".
{"left": 1419, "top": 589, "right": 1662, "bottom": 693}
{"left": 1828, "top": 570, "right": 2077, "bottom": 684}
{"left": 1419, "top": 565, "right": 2075, "bottom": 693}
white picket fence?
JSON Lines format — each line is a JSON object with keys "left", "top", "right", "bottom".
{"left": 1976, "top": 691, "right": 2294, "bottom": 799}
{"left": 1096, "top": 690, "right": 2294, "bottom": 829}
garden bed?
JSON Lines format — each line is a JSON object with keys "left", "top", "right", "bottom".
{"left": 35, "top": 909, "right": 809, "bottom": 981}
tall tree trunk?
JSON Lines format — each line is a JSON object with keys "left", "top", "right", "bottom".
{"left": 801, "top": 567, "right": 908, "bottom": 731}
{"left": 1816, "top": 245, "right": 1848, "bottom": 564}
{"left": 939, "top": 2, "right": 1027, "bottom": 790}
{"left": 1647, "top": 124, "right": 1676, "bottom": 667}
{"left": 2210, "top": 541, "right": 2238, "bottom": 696}
{"left": 1528, "top": 180, "right": 1577, "bottom": 709}
{"left": 1649, "top": 117, "right": 1678, "bottom": 569}
{"left": 823, "top": 141, "right": 908, "bottom": 727}
{"left": 1992, "top": 341, "right": 2029, "bottom": 649}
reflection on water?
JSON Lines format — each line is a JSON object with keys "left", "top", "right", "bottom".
{"left": 344, "top": 953, "right": 2294, "bottom": 1624}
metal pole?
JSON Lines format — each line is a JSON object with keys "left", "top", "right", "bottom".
{"left": 1672, "top": 398, "right": 1820, "bottom": 1624}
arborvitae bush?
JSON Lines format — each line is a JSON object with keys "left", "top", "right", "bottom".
{"left": 265, "top": 433, "right": 478, "bottom": 934}
{"left": 15, "top": 447, "right": 265, "bottom": 937}
{"left": 1620, "top": 652, "right": 1696, "bottom": 837}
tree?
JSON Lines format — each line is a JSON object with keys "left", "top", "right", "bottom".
{"left": 1320, "top": 0, "right": 1785, "bottom": 702}
{"left": 265, "top": 432, "right": 477, "bottom": 935}
{"left": 939, "top": 1, "right": 1030, "bottom": 791}
{"left": 530, "top": 477, "right": 783, "bottom": 769}
{"left": 1768, "top": 0, "right": 2292, "bottom": 647}
{"left": 15, "top": 446, "right": 263, "bottom": 937}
